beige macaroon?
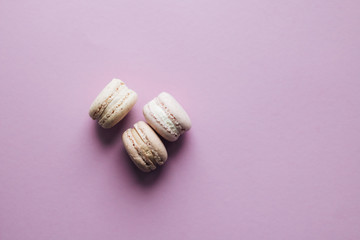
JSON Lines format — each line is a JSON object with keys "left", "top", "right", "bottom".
{"left": 123, "top": 121, "right": 168, "bottom": 172}
{"left": 89, "top": 79, "right": 137, "bottom": 128}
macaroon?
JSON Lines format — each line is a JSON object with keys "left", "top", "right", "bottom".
{"left": 123, "top": 121, "right": 168, "bottom": 172}
{"left": 89, "top": 79, "right": 137, "bottom": 128}
{"left": 143, "top": 92, "right": 191, "bottom": 142}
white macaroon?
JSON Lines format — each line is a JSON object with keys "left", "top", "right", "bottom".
{"left": 143, "top": 92, "right": 191, "bottom": 142}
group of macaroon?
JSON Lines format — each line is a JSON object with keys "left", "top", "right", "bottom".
{"left": 89, "top": 79, "right": 191, "bottom": 172}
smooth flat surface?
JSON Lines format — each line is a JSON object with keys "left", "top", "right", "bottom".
{"left": 0, "top": 1, "right": 360, "bottom": 239}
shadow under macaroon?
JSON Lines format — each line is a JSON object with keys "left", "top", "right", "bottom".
{"left": 162, "top": 133, "right": 188, "bottom": 159}
{"left": 95, "top": 111, "right": 134, "bottom": 146}
{"left": 120, "top": 145, "right": 164, "bottom": 187}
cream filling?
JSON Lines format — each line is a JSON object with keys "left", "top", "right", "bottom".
{"left": 148, "top": 100, "right": 179, "bottom": 137}
{"left": 155, "top": 98, "right": 185, "bottom": 134}
{"left": 130, "top": 129, "right": 156, "bottom": 169}
{"left": 126, "top": 130, "right": 154, "bottom": 171}
{"left": 134, "top": 123, "right": 162, "bottom": 164}
{"left": 91, "top": 87, "right": 119, "bottom": 119}
{"left": 98, "top": 86, "right": 129, "bottom": 120}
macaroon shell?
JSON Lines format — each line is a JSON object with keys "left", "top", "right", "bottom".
{"left": 157, "top": 92, "right": 191, "bottom": 132}
{"left": 143, "top": 103, "right": 178, "bottom": 142}
{"left": 135, "top": 121, "right": 168, "bottom": 165}
{"left": 89, "top": 79, "right": 124, "bottom": 119}
{"left": 99, "top": 90, "right": 138, "bottom": 129}
{"left": 122, "top": 129, "right": 153, "bottom": 172}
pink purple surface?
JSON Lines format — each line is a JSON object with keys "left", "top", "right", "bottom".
{"left": 0, "top": 1, "right": 360, "bottom": 239}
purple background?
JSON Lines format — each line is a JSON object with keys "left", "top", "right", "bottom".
{"left": 1, "top": 0, "right": 360, "bottom": 239}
